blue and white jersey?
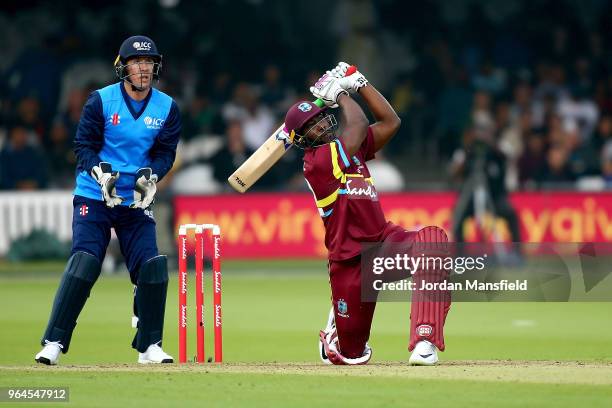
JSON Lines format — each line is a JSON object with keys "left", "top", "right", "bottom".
{"left": 73, "top": 82, "right": 181, "bottom": 206}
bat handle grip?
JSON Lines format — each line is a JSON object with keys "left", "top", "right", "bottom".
{"left": 313, "top": 65, "right": 357, "bottom": 108}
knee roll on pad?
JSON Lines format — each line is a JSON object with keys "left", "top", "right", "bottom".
{"left": 414, "top": 226, "right": 449, "bottom": 254}
{"left": 133, "top": 255, "right": 167, "bottom": 320}
{"left": 66, "top": 251, "right": 102, "bottom": 282}
{"left": 137, "top": 255, "right": 168, "bottom": 285}
{"left": 42, "top": 252, "right": 102, "bottom": 352}
{"left": 132, "top": 255, "right": 168, "bottom": 352}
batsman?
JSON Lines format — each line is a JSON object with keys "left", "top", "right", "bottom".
{"left": 283, "top": 63, "right": 451, "bottom": 365}
{"left": 35, "top": 35, "right": 180, "bottom": 365}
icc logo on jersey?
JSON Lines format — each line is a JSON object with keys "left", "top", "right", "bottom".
{"left": 144, "top": 116, "right": 165, "bottom": 130}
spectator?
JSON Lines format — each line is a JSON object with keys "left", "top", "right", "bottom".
{"left": 509, "top": 81, "right": 545, "bottom": 128}
{"left": 183, "top": 93, "right": 221, "bottom": 140}
{"left": 5, "top": 35, "right": 64, "bottom": 123}
{"left": 46, "top": 120, "right": 76, "bottom": 188}
{"left": 435, "top": 68, "right": 472, "bottom": 157}
{"left": 472, "top": 60, "right": 506, "bottom": 96}
{"left": 259, "top": 64, "right": 292, "bottom": 116}
{"left": 570, "top": 57, "right": 595, "bottom": 97}
{"left": 594, "top": 79, "right": 612, "bottom": 116}
{"left": 497, "top": 103, "right": 526, "bottom": 191}
{"left": 601, "top": 141, "right": 612, "bottom": 188}
{"left": 60, "top": 88, "right": 86, "bottom": 140}
{"left": 567, "top": 137, "right": 600, "bottom": 179}
{"left": 222, "top": 83, "right": 275, "bottom": 152}
{"left": 541, "top": 145, "right": 574, "bottom": 185}
{"left": 0, "top": 125, "right": 47, "bottom": 190}
{"left": 518, "top": 132, "right": 547, "bottom": 189}
{"left": 546, "top": 114, "right": 568, "bottom": 148}
{"left": 533, "top": 63, "right": 569, "bottom": 104}
{"left": 471, "top": 90, "right": 495, "bottom": 133}
{"left": 16, "top": 97, "right": 46, "bottom": 145}
{"left": 210, "top": 72, "right": 233, "bottom": 106}
{"left": 450, "top": 127, "right": 522, "bottom": 245}
{"left": 209, "top": 121, "right": 253, "bottom": 186}
{"left": 557, "top": 87, "right": 599, "bottom": 142}
{"left": 389, "top": 74, "right": 423, "bottom": 155}
{"left": 593, "top": 115, "right": 612, "bottom": 152}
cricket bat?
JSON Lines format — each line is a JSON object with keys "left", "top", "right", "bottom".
{"left": 227, "top": 66, "right": 356, "bottom": 193}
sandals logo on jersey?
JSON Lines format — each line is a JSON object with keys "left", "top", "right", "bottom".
{"left": 337, "top": 299, "right": 349, "bottom": 318}
{"left": 144, "top": 116, "right": 165, "bottom": 130}
{"left": 344, "top": 177, "right": 378, "bottom": 201}
{"left": 416, "top": 325, "right": 433, "bottom": 337}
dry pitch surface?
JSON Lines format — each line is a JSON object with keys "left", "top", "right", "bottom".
{"left": 3, "top": 360, "right": 612, "bottom": 384}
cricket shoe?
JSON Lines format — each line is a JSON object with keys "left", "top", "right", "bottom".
{"left": 319, "top": 329, "right": 372, "bottom": 365}
{"left": 319, "top": 307, "right": 336, "bottom": 364}
{"left": 409, "top": 340, "right": 438, "bottom": 366}
{"left": 35, "top": 341, "right": 63, "bottom": 365}
{"left": 138, "top": 343, "right": 174, "bottom": 364}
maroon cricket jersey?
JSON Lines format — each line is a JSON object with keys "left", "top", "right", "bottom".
{"left": 303, "top": 127, "right": 388, "bottom": 261}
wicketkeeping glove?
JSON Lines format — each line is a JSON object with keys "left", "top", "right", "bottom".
{"left": 309, "top": 74, "right": 349, "bottom": 108}
{"left": 328, "top": 61, "right": 369, "bottom": 94}
{"left": 130, "top": 167, "right": 158, "bottom": 209}
{"left": 91, "top": 162, "right": 124, "bottom": 208}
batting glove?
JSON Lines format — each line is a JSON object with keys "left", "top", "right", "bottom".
{"left": 310, "top": 74, "right": 349, "bottom": 108}
{"left": 130, "top": 167, "right": 158, "bottom": 209}
{"left": 328, "top": 62, "right": 369, "bottom": 94}
{"left": 328, "top": 61, "right": 352, "bottom": 78}
{"left": 91, "top": 162, "right": 124, "bottom": 208}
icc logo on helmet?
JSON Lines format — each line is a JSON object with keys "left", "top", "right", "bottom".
{"left": 133, "top": 41, "right": 152, "bottom": 51}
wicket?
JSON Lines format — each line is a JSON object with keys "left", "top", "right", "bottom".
{"left": 178, "top": 223, "right": 222, "bottom": 363}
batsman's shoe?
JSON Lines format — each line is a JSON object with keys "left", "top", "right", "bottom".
{"left": 319, "top": 329, "right": 372, "bottom": 365}
{"left": 319, "top": 307, "right": 336, "bottom": 364}
{"left": 35, "top": 341, "right": 63, "bottom": 365}
{"left": 138, "top": 343, "right": 174, "bottom": 364}
{"left": 409, "top": 340, "right": 439, "bottom": 366}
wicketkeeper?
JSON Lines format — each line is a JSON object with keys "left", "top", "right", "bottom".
{"left": 283, "top": 63, "right": 451, "bottom": 365}
{"left": 35, "top": 35, "right": 180, "bottom": 365}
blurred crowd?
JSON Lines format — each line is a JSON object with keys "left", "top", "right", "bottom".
{"left": 375, "top": 0, "right": 612, "bottom": 191}
{"left": 1, "top": 0, "right": 612, "bottom": 192}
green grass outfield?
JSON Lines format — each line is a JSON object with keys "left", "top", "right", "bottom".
{"left": 1, "top": 260, "right": 611, "bottom": 407}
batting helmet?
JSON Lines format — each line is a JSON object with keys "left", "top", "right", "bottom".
{"left": 284, "top": 101, "right": 337, "bottom": 148}
{"left": 114, "top": 35, "right": 162, "bottom": 84}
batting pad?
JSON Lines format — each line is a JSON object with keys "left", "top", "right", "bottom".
{"left": 42, "top": 251, "right": 102, "bottom": 353}
{"left": 132, "top": 255, "right": 168, "bottom": 353}
{"left": 409, "top": 226, "right": 451, "bottom": 351}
